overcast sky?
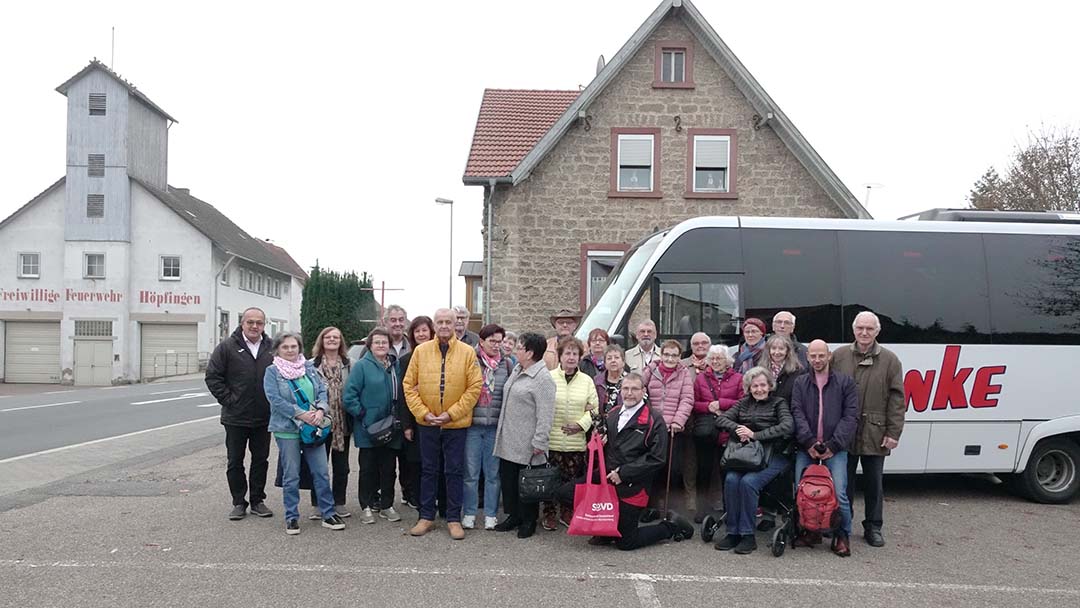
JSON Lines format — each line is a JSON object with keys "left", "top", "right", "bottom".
{"left": 3, "top": 0, "right": 1078, "bottom": 320}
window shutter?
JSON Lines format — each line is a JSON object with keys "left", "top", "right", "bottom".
{"left": 696, "top": 137, "right": 729, "bottom": 168}
{"left": 89, "top": 94, "right": 107, "bottom": 116}
{"left": 87, "top": 194, "right": 105, "bottom": 218}
{"left": 619, "top": 136, "right": 653, "bottom": 166}
{"left": 88, "top": 154, "right": 105, "bottom": 177}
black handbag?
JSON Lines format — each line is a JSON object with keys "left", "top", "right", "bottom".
{"left": 692, "top": 413, "right": 719, "bottom": 441}
{"left": 720, "top": 439, "right": 770, "bottom": 471}
{"left": 519, "top": 460, "right": 560, "bottom": 503}
{"left": 366, "top": 414, "right": 399, "bottom": 447}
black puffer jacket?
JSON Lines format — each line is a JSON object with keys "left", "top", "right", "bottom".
{"left": 205, "top": 327, "right": 274, "bottom": 428}
{"left": 716, "top": 395, "right": 793, "bottom": 449}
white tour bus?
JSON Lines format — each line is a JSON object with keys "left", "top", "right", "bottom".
{"left": 576, "top": 210, "right": 1080, "bottom": 503}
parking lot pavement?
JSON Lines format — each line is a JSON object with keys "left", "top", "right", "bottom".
{"left": 2, "top": 442, "right": 1078, "bottom": 608}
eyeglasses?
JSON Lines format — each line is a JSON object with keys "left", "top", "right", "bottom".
{"left": 774, "top": 320, "right": 794, "bottom": 326}
{"left": 660, "top": 353, "right": 680, "bottom": 359}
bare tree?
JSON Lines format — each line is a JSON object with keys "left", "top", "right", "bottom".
{"left": 968, "top": 125, "right": 1080, "bottom": 212}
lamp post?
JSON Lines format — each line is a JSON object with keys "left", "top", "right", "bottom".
{"left": 435, "top": 197, "right": 454, "bottom": 307}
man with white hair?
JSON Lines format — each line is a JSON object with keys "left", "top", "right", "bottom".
{"left": 625, "top": 319, "right": 662, "bottom": 374}
{"left": 771, "top": 311, "right": 809, "bottom": 370}
{"left": 832, "top": 311, "right": 904, "bottom": 548}
{"left": 453, "top": 305, "right": 480, "bottom": 347}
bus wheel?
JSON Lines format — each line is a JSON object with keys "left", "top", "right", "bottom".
{"left": 1019, "top": 439, "right": 1080, "bottom": 504}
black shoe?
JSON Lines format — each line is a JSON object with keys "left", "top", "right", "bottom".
{"left": 285, "top": 519, "right": 300, "bottom": 535}
{"left": 249, "top": 502, "right": 274, "bottom": 518}
{"left": 494, "top": 517, "right": 522, "bottom": 532}
{"left": 864, "top": 528, "right": 885, "bottom": 547}
{"left": 322, "top": 514, "right": 346, "bottom": 530}
{"left": 756, "top": 518, "right": 775, "bottom": 532}
{"left": 228, "top": 505, "right": 247, "bottom": 520}
{"left": 588, "top": 536, "right": 616, "bottom": 546}
{"left": 517, "top": 521, "right": 537, "bottom": 539}
{"left": 665, "top": 512, "right": 695, "bottom": 542}
{"left": 714, "top": 534, "right": 740, "bottom": 551}
{"left": 734, "top": 535, "right": 758, "bottom": 554}
{"left": 639, "top": 508, "right": 660, "bottom": 523}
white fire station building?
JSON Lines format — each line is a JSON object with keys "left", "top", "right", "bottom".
{"left": 0, "top": 60, "right": 307, "bottom": 385}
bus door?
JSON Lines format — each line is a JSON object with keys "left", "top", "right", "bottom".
{"left": 649, "top": 273, "right": 743, "bottom": 349}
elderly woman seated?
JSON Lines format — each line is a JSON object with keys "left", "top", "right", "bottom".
{"left": 713, "top": 366, "right": 793, "bottom": 554}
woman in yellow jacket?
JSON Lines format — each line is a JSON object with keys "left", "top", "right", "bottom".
{"left": 543, "top": 336, "right": 600, "bottom": 531}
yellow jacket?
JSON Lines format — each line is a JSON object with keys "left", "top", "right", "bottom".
{"left": 403, "top": 336, "right": 482, "bottom": 429}
{"left": 547, "top": 368, "right": 599, "bottom": 452}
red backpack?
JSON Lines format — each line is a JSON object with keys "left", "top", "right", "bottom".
{"left": 796, "top": 463, "right": 840, "bottom": 533}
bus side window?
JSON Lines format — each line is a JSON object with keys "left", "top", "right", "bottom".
{"left": 985, "top": 234, "right": 1080, "bottom": 345}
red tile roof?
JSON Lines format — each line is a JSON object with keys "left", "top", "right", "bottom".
{"left": 464, "top": 89, "right": 580, "bottom": 179}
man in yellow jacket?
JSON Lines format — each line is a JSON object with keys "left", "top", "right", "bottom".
{"left": 404, "top": 308, "right": 483, "bottom": 539}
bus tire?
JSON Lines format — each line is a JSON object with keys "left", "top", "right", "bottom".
{"left": 1018, "top": 439, "right": 1080, "bottom": 504}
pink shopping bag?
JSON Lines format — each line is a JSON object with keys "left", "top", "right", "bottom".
{"left": 568, "top": 433, "right": 621, "bottom": 537}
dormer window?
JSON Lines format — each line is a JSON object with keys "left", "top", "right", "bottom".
{"left": 653, "top": 43, "right": 694, "bottom": 89}
{"left": 89, "top": 93, "right": 106, "bottom": 116}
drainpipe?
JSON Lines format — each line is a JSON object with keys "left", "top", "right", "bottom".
{"left": 212, "top": 254, "right": 238, "bottom": 351}
{"left": 485, "top": 179, "right": 496, "bottom": 324}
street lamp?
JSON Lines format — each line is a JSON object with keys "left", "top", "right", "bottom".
{"left": 435, "top": 197, "right": 454, "bottom": 307}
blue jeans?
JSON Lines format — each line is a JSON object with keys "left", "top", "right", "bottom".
{"left": 795, "top": 450, "right": 852, "bottom": 536}
{"left": 276, "top": 437, "right": 336, "bottom": 522}
{"left": 723, "top": 455, "right": 790, "bottom": 535}
{"left": 463, "top": 425, "right": 501, "bottom": 517}
{"left": 419, "top": 425, "right": 467, "bottom": 522}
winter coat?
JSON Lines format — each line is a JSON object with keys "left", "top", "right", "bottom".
{"left": 644, "top": 362, "right": 694, "bottom": 429}
{"left": 625, "top": 344, "right": 662, "bottom": 374}
{"left": 344, "top": 350, "right": 403, "bottom": 449}
{"left": 547, "top": 368, "right": 599, "bottom": 452}
{"left": 205, "top": 327, "right": 274, "bottom": 428}
{"left": 693, "top": 368, "right": 743, "bottom": 445}
{"left": 472, "top": 347, "right": 513, "bottom": 427}
{"left": 595, "top": 371, "right": 626, "bottom": 416}
{"left": 403, "top": 335, "right": 482, "bottom": 430}
{"left": 772, "top": 368, "right": 801, "bottom": 405}
{"left": 263, "top": 360, "right": 328, "bottom": 434}
{"left": 494, "top": 360, "right": 557, "bottom": 466}
{"left": 716, "top": 395, "right": 794, "bottom": 452}
{"left": 790, "top": 370, "right": 860, "bottom": 455}
{"left": 594, "top": 402, "right": 668, "bottom": 501}
{"left": 832, "top": 342, "right": 905, "bottom": 456}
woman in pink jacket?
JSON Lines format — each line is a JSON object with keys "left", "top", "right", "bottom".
{"left": 691, "top": 345, "right": 744, "bottom": 520}
{"left": 642, "top": 339, "right": 695, "bottom": 519}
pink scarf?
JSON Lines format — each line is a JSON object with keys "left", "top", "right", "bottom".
{"left": 478, "top": 348, "right": 502, "bottom": 406}
{"left": 273, "top": 355, "right": 307, "bottom": 380}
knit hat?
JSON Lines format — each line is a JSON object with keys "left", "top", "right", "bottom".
{"left": 742, "top": 317, "right": 767, "bottom": 335}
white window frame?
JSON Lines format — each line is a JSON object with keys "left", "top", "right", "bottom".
{"left": 661, "top": 49, "right": 686, "bottom": 83}
{"left": 585, "top": 250, "right": 625, "bottom": 306}
{"left": 692, "top": 134, "right": 731, "bottom": 193}
{"left": 160, "top": 255, "right": 182, "bottom": 281}
{"left": 18, "top": 252, "right": 41, "bottom": 279}
{"left": 617, "top": 134, "right": 655, "bottom": 192}
{"left": 256, "top": 274, "right": 264, "bottom": 294}
{"left": 84, "top": 253, "right": 106, "bottom": 279}
{"left": 220, "top": 267, "right": 230, "bottom": 286}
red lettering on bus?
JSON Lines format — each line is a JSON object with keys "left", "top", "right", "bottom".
{"left": 970, "top": 366, "right": 1007, "bottom": 407}
{"left": 904, "top": 369, "right": 936, "bottom": 413}
{"left": 931, "top": 345, "right": 973, "bottom": 409}
{"left": 904, "top": 346, "right": 1006, "bottom": 412}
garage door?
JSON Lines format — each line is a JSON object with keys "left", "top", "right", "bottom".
{"left": 141, "top": 323, "right": 198, "bottom": 379}
{"left": 4, "top": 322, "right": 62, "bottom": 383}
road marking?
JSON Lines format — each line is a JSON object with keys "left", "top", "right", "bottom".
{"left": 149, "top": 388, "right": 203, "bottom": 395}
{"left": 0, "top": 395, "right": 10, "bottom": 399}
{"left": 632, "top": 576, "right": 663, "bottom": 608}
{"left": 1, "top": 400, "right": 81, "bottom": 413}
{"left": 131, "top": 392, "right": 209, "bottom": 405}
{"left": 42, "top": 390, "right": 75, "bottom": 395}
{"left": 98, "top": 386, "right": 128, "bottom": 390}
{"left": 0, "top": 561, "right": 1076, "bottom": 596}
{"left": 0, "top": 415, "right": 219, "bottom": 465}
{"left": 195, "top": 402, "right": 219, "bottom": 408}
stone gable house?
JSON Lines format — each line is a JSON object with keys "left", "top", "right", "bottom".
{"left": 463, "top": 0, "right": 870, "bottom": 333}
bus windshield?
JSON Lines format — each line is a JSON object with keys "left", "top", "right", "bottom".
{"left": 577, "top": 232, "right": 663, "bottom": 339}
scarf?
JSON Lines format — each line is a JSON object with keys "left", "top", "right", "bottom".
{"left": 478, "top": 348, "right": 501, "bottom": 406}
{"left": 588, "top": 354, "right": 606, "bottom": 373}
{"left": 273, "top": 355, "right": 307, "bottom": 380}
{"left": 659, "top": 362, "right": 677, "bottom": 381}
{"left": 770, "top": 360, "right": 782, "bottom": 381}
{"left": 319, "top": 357, "right": 347, "bottom": 452}
{"left": 735, "top": 340, "right": 765, "bottom": 372}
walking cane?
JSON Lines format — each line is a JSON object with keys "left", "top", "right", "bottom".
{"left": 662, "top": 426, "right": 676, "bottom": 519}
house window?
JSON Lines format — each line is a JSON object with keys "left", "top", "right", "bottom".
{"left": 246, "top": 270, "right": 255, "bottom": 291}
{"left": 161, "top": 256, "right": 181, "bottom": 280}
{"left": 220, "top": 267, "right": 230, "bottom": 286}
{"left": 609, "top": 128, "right": 663, "bottom": 198}
{"left": 87, "top": 194, "right": 105, "bottom": 218}
{"left": 219, "top": 310, "right": 230, "bottom": 341}
{"left": 84, "top": 253, "right": 105, "bottom": 278}
{"left": 89, "top": 94, "right": 107, "bottom": 116}
{"left": 685, "top": 129, "right": 738, "bottom": 199}
{"left": 586, "top": 251, "right": 624, "bottom": 307}
{"left": 88, "top": 154, "right": 105, "bottom": 177}
{"left": 18, "top": 252, "right": 41, "bottom": 278}
{"left": 256, "top": 274, "right": 264, "bottom": 294}
{"left": 653, "top": 43, "right": 694, "bottom": 88}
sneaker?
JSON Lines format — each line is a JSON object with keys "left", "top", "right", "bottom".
{"left": 379, "top": 507, "right": 402, "bottom": 522}
{"left": 461, "top": 515, "right": 476, "bottom": 529}
{"left": 322, "top": 514, "right": 346, "bottom": 531}
{"left": 249, "top": 502, "right": 273, "bottom": 518}
{"left": 714, "top": 534, "right": 741, "bottom": 551}
{"left": 541, "top": 511, "right": 558, "bottom": 531}
{"left": 484, "top": 516, "right": 498, "bottom": 531}
{"left": 404, "top": 499, "right": 419, "bottom": 510}
{"left": 308, "top": 514, "right": 321, "bottom": 520}
{"left": 359, "top": 507, "right": 376, "bottom": 524}
{"left": 734, "top": 535, "right": 758, "bottom": 554}
{"left": 285, "top": 519, "right": 300, "bottom": 535}
{"left": 228, "top": 505, "right": 247, "bottom": 521}
{"left": 558, "top": 506, "right": 573, "bottom": 528}
{"left": 493, "top": 517, "right": 521, "bottom": 532}
{"left": 336, "top": 506, "right": 352, "bottom": 518}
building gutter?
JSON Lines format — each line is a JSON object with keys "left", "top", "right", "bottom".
{"left": 484, "top": 179, "right": 497, "bottom": 323}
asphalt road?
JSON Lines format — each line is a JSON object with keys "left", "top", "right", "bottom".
{"left": 0, "top": 378, "right": 215, "bottom": 460}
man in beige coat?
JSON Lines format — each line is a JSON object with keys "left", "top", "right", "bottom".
{"left": 832, "top": 311, "right": 904, "bottom": 548}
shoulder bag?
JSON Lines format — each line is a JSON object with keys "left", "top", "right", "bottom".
{"left": 287, "top": 377, "right": 333, "bottom": 447}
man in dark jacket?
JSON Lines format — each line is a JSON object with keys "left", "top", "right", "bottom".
{"left": 771, "top": 311, "right": 809, "bottom": 370}
{"left": 205, "top": 307, "right": 275, "bottom": 520}
{"left": 559, "top": 372, "right": 694, "bottom": 550}
{"left": 833, "top": 311, "right": 905, "bottom": 548}
{"left": 790, "top": 340, "right": 859, "bottom": 557}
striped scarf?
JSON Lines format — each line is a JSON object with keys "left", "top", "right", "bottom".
{"left": 319, "top": 358, "right": 347, "bottom": 452}
{"left": 478, "top": 348, "right": 502, "bottom": 406}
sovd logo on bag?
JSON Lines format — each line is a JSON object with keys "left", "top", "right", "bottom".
{"left": 591, "top": 502, "right": 615, "bottom": 511}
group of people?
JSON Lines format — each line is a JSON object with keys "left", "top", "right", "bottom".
{"left": 205, "top": 303, "right": 904, "bottom": 556}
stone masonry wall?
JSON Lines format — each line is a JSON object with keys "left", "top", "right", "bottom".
{"left": 485, "top": 15, "right": 845, "bottom": 334}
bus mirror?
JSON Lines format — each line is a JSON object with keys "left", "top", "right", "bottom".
{"left": 610, "top": 334, "right": 626, "bottom": 347}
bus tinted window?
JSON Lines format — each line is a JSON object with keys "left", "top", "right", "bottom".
{"left": 741, "top": 228, "right": 843, "bottom": 343}
{"left": 653, "top": 228, "right": 742, "bottom": 273}
{"left": 985, "top": 234, "right": 1080, "bottom": 344}
{"left": 838, "top": 231, "right": 992, "bottom": 343}
{"left": 654, "top": 274, "right": 741, "bottom": 342}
